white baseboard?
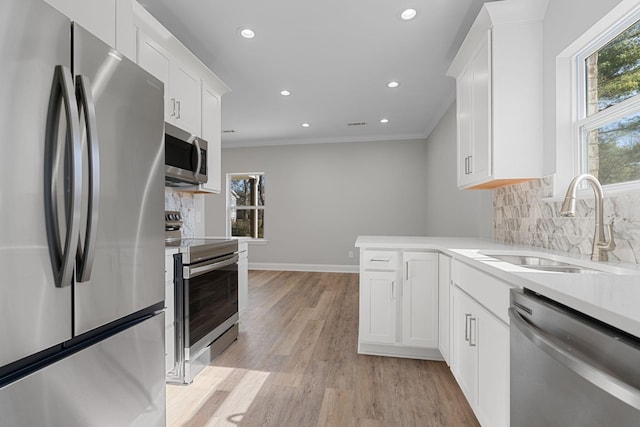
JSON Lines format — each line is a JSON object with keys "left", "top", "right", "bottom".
{"left": 248, "top": 262, "right": 358, "bottom": 273}
{"left": 357, "top": 343, "right": 444, "bottom": 361}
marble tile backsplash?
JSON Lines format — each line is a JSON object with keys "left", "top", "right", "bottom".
{"left": 165, "top": 188, "right": 196, "bottom": 238}
{"left": 493, "top": 176, "right": 640, "bottom": 263}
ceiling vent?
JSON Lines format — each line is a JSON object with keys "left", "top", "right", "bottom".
{"left": 347, "top": 122, "right": 367, "bottom": 126}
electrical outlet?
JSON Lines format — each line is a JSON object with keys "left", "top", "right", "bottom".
{"left": 348, "top": 251, "right": 354, "bottom": 258}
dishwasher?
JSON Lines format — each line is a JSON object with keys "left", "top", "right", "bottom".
{"left": 509, "top": 288, "right": 640, "bottom": 426}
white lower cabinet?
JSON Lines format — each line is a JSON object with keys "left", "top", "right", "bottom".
{"left": 358, "top": 248, "right": 440, "bottom": 360}
{"left": 477, "top": 303, "right": 509, "bottom": 427}
{"left": 164, "top": 250, "right": 176, "bottom": 374}
{"left": 451, "top": 262, "right": 510, "bottom": 427}
{"left": 452, "top": 287, "right": 479, "bottom": 405}
{"left": 359, "top": 270, "right": 398, "bottom": 345}
{"left": 237, "top": 240, "right": 249, "bottom": 318}
{"left": 438, "top": 254, "right": 452, "bottom": 364}
{"left": 402, "top": 252, "right": 438, "bottom": 348}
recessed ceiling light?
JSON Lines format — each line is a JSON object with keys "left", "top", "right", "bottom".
{"left": 238, "top": 28, "right": 255, "bottom": 39}
{"left": 387, "top": 81, "right": 399, "bottom": 88}
{"left": 380, "top": 118, "right": 390, "bottom": 124}
{"left": 301, "top": 123, "right": 310, "bottom": 128}
{"left": 280, "top": 90, "right": 291, "bottom": 96}
{"left": 400, "top": 9, "right": 417, "bottom": 21}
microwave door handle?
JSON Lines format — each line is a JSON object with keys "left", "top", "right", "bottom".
{"left": 44, "top": 65, "right": 83, "bottom": 288}
{"left": 75, "top": 75, "right": 100, "bottom": 282}
{"left": 193, "top": 138, "right": 202, "bottom": 179}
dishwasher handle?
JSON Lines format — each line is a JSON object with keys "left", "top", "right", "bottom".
{"left": 509, "top": 307, "right": 640, "bottom": 411}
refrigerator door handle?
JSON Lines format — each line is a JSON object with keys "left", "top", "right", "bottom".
{"left": 75, "top": 75, "right": 100, "bottom": 283}
{"left": 44, "top": 65, "right": 83, "bottom": 288}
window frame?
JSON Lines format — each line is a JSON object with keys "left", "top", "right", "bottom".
{"left": 226, "top": 172, "right": 266, "bottom": 241}
{"left": 573, "top": 7, "right": 640, "bottom": 193}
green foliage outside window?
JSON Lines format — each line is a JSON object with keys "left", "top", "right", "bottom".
{"left": 585, "top": 18, "right": 640, "bottom": 185}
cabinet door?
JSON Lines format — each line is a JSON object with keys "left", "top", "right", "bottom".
{"left": 238, "top": 248, "right": 249, "bottom": 317}
{"left": 456, "top": 66, "right": 473, "bottom": 187}
{"left": 170, "top": 63, "right": 201, "bottom": 135}
{"left": 402, "top": 252, "right": 438, "bottom": 348}
{"left": 477, "top": 307, "right": 509, "bottom": 427}
{"left": 468, "top": 30, "right": 491, "bottom": 183}
{"left": 438, "top": 254, "right": 451, "bottom": 364}
{"left": 452, "top": 286, "right": 478, "bottom": 407}
{"left": 359, "top": 271, "right": 397, "bottom": 344}
{"left": 200, "top": 83, "right": 222, "bottom": 193}
{"left": 136, "top": 28, "right": 171, "bottom": 123}
{"left": 44, "top": 0, "right": 116, "bottom": 47}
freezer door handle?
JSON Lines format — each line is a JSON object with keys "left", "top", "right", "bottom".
{"left": 44, "top": 65, "right": 83, "bottom": 288}
{"left": 509, "top": 307, "right": 640, "bottom": 411}
{"left": 75, "top": 75, "right": 100, "bottom": 283}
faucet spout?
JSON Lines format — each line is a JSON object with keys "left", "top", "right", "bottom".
{"left": 559, "top": 174, "right": 614, "bottom": 261}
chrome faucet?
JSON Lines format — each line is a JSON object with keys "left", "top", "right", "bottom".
{"left": 559, "top": 174, "right": 615, "bottom": 261}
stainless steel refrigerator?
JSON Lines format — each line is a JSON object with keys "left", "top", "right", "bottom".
{"left": 0, "top": 0, "right": 166, "bottom": 425}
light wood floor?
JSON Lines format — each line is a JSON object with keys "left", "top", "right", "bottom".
{"left": 167, "top": 270, "right": 480, "bottom": 427}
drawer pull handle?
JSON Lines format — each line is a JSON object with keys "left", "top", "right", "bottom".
{"left": 370, "top": 258, "right": 390, "bottom": 262}
{"left": 469, "top": 317, "right": 477, "bottom": 347}
{"left": 464, "top": 313, "right": 472, "bottom": 341}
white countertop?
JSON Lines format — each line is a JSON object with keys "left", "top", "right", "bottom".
{"left": 356, "top": 236, "right": 640, "bottom": 338}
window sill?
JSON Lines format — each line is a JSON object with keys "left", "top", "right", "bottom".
{"left": 234, "top": 238, "right": 269, "bottom": 244}
{"left": 543, "top": 179, "right": 640, "bottom": 202}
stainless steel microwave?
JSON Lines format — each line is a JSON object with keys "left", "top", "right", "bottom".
{"left": 165, "top": 122, "right": 208, "bottom": 186}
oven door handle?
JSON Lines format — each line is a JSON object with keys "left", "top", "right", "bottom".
{"left": 509, "top": 307, "right": 640, "bottom": 411}
{"left": 186, "top": 253, "right": 239, "bottom": 278}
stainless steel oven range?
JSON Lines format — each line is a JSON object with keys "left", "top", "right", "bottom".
{"left": 166, "top": 237, "right": 239, "bottom": 384}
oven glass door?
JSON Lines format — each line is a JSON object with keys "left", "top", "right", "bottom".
{"left": 186, "top": 261, "right": 238, "bottom": 347}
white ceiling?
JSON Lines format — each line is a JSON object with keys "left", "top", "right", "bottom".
{"left": 139, "top": 0, "right": 493, "bottom": 147}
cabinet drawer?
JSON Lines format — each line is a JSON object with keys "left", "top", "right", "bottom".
{"left": 361, "top": 250, "right": 400, "bottom": 270}
{"left": 452, "top": 260, "right": 513, "bottom": 324}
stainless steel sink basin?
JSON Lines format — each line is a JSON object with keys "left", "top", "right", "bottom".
{"left": 483, "top": 253, "right": 604, "bottom": 274}
{"left": 488, "top": 254, "right": 570, "bottom": 267}
{"left": 520, "top": 265, "right": 602, "bottom": 274}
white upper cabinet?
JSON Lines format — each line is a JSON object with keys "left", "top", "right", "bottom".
{"left": 132, "top": 1, "right": 230, "bottom": 193}
{"left": 170, "top": 63, "right": 201, "bottom": 135}
{"left": 447, "top": 0, "right": 545, "bottom": 190}
{"left": 134, "top": 13, "right": 201, "bottom": 135}
{"left": 136, "top": 29, "right": 171, "bottom": 116}
{"left": 201, "top": 83, "right": 222, "bottom": 193}
{"left": 43, "top": 0, "right": 116, "bottom": 47}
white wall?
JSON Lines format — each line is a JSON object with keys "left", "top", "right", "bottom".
{"left": 425, "top": 103, "right": 493, "bottom": 238}
{"left": 542, "top": 0, "right": 624, "bottom": 180}
{"left": 205, "top": 139, "right": 433, "bottom": 267}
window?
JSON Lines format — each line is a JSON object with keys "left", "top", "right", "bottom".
{"left": 227, "top": 173, "right": 265, "bottom": 239}
{"left": 577, "top": 13, "right": 640, "bottom": 187}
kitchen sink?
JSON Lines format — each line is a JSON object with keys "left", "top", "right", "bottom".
{"left": 487, "top": 254, "right": 571, "bottom": 267}
{"left": 481, "top": 252, "right": 614, "bottom": 274}
{"left": 519, "top": 265, "right": 602, "bottom": 274}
